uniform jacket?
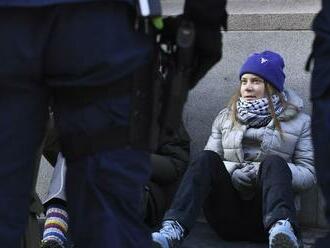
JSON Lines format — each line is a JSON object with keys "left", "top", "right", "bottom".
{"left": 0, "top": 0, "right": 133, "bottom": 7}
{"left": 204, "top": 89, "right": 316, "bottom": 192}
{"left": 0, "top": 0, "right": 227, "bottom": 29}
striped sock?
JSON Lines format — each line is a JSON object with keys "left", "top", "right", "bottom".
{"left": 42, "top": 204, "right": 69, "bottom": 247}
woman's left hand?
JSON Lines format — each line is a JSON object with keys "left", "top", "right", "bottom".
{"left": 241, "top": 164, "right": 257, "bottom": 183}
{"left": 231, "top": 167, "right": 255, "bottom": 192}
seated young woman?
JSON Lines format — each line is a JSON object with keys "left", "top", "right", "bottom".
{"left": 152, "top": 51, "right": 316, "bottom": 248}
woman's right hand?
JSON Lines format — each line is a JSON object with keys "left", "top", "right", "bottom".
{"left": 231, "top": 165, "right": 256, "bottom": 192}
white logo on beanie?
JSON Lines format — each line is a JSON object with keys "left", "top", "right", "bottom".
{"left": 261, "top": 58, "right": 268, "bottom": 64}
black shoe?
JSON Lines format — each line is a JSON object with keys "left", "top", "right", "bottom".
{"left": 152, "top": 240, "right": 163, "bottom": 248}
{"left": 40, "top": 240, "right": 64, "bottom": 248}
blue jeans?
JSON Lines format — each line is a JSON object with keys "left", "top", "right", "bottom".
{"left": 0, "top": 3, "right": 153, "bottom": 247}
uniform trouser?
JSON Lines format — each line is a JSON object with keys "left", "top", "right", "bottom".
{"left": 311, "top": 2, "right": 330, "bottom": 247}
{"left": 312, "top": 96, "right": 330, "bottom": 223}
{"left": 0, "top": 3, "right": 152, "bottom": 248}
{"left": 164, "top": 151, "right": 297, "bottom": 242}
{"left": 312, "top": 97, "right": 330, "bottom": 248}
{"left": 43, "top": 151, "right": 185, "bottom": 230}
{"left": 1, "top": 89, "right": 152, "bottom": 248}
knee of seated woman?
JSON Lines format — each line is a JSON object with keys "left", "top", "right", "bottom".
{"left": 260, "top": 155, "right": 292, "bottom": 174}
{"left": 262, "top": 154, "right": 287, "bottom": 165}
{"left": 197, "top": 150, "right": 222, "bottom": 164}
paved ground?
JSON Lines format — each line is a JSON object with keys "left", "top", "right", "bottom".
{"left": 181, "top": 221, "right": 328, "bottom": 248}
{"left": 39, "top": 214, "right": 328, "bottom": 247}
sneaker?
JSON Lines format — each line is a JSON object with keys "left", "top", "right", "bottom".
{"left": 40, "top": 240, "right": 65, "bottom": 248}
{"left": 152, "top": 220, "right": 185, "bottom": 248}
{"left": 269, "top": 219, "right": 298, "bottom": 248}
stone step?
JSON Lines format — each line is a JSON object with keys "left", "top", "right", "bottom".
{"left": 161, "top": 0, "right": 321, "bottom": 30}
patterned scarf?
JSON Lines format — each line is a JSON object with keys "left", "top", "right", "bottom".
{"left": 236, "top": 94, "right": 285, "bottom": 128}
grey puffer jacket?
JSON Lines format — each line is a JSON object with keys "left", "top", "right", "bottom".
{"left": 204, "top": 89, "right": 316, "bottom": 192}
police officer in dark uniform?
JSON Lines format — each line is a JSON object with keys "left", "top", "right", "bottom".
{"left": 0, "top": 0, "right": 227, "bottom": 247}
{"left": 310, "top": 1, "right": 330, "bottom": 247}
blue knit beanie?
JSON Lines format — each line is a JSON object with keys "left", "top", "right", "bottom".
{"left": 239, "top": 51, "right": 285, "bottom": 92}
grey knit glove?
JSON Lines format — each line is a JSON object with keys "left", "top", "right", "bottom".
{"left": 231, "top": 165, "right": 257, "bottom": 200}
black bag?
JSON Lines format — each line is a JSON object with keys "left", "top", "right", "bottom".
{"left": 21, "top": 192, "right": 43, "bottom": 248}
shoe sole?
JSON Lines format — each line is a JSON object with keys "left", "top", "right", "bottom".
{"left": 270, "top": 233, "right": 298, "bottom": 248}
{"left": 41, "top": 240, "right": 65, "bottom": 248}
{"left": 152, "top": 241, "right": 163, "bottom": 248}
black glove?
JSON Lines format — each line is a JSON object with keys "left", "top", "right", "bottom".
{"left": 188, "top": 24, "right": 222, "bottom": 88}
{"left": 184, "top": 0, "right": 227, "bottom": 29}
{"left": 183, "top": 0, "right": 227, "bottom": 88}
{"left": 159, "top": 11, "right": 226, "bottom": 89}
